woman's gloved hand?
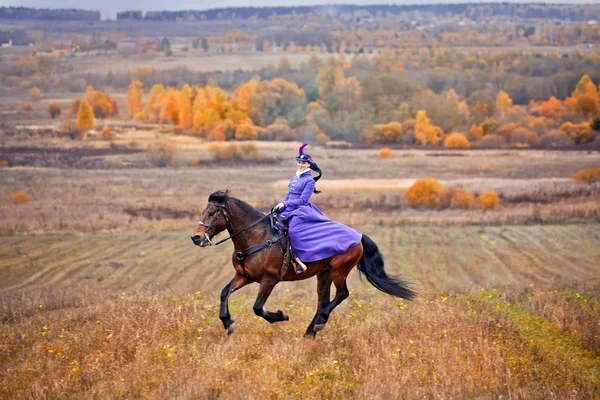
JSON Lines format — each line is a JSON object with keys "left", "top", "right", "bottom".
{"left": 274, "top": 202, "right": 285, "bottom": 211}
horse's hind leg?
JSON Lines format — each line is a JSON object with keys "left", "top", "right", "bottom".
{"left": 313, "top": 274, "right": 350, "bottom": 332}
{"left": 220, "top": 273, "right": 251, "bottom": 335}
{"left": 253, "top": 277, "right": 289, "bottom": 324}
{"left": 305, "top": 269, "right": 332, "bottom": 337}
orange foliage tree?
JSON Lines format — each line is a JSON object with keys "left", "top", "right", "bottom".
{"left": 126, "top": 80, "right": 144, "bottom": 118}
{"left": 570, "top": 168, "right": 600, "bottom": 184}
{"left": 476, "top": 191, "right": 500, "bottom": 210}
{"left": 76, "top": 100, "right": 95, "bottom": 132}
{"left": 469, "top": 124, "right": 483, "bottom": 141}
{"left": 146, "top": 84, "right": 165, "bottom": 122}
{"left": 234, "top": 123, "right": 258, "bottom": 140}
{"left": 450, "top": 190, "right": 476, "bottom": 209}
{"left": 377, "top": 148, "right": 395, "bottom": 159}
{"left": 444, "top": 133, "right": 470, "bottom": 149}
{"left": 415, "top": 111, "right": 440, "bottom": 145}
{"left": 30, "top": 87, "right": 42, "bottom": 101}
{"left": 405, "top": 178, "right": 442, "bottom": 209}
{"left": 366, "top": 122, "right": 403, "bottom": 144}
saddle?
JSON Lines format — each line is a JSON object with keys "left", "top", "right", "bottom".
{"left": 270, "top": 213, "right": 306, "bottom": 277}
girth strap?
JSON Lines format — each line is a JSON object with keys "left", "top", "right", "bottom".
{"left": 236, "top": 235, "right": 284, "bottom": 266}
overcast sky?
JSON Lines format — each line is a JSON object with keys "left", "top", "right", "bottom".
{"left": 1, "top": 0, "right": 598, "bottom": 19}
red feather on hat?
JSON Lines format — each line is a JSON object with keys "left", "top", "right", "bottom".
{"left": 298, "top": 142, "right": 308, "bottom": 156}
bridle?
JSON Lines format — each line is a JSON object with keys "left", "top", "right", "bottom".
{"left": 197, "top": 201, "right": 276, "bottom": 247}
{"left": 197, "top": 201, "right": 230, "bottom": 246}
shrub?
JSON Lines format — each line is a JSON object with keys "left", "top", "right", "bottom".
{"left": 478, "top": 134, "right": 506, "bottom": 149}
{"left": 134, "top": 111, "right": 146, "bottom": 121}
{"left": 570, "top": 168, "right": 600, "bottom": 184}
{"left": 76, "top": 100, "right": 95, "bottom": 132}
{"left": 22, "top": 103, "right": 32, "bottom": 111}
{"left": 480, "top": 118, "right": 498, "bottom": 135}
{"left": 235, "top": 124, "right": 258, "bottom": 141}
{"left": 476, "top": 191, "right": 500, "bottom": 210}
{"left": 469, "top": 124, "right": 483, "bottom": 141}
{"left": 147, "top": 142, "right": 176, "bottom": 167}
{"left": 101, "top": 126, "right": 114, "bottom": 141}
{"left": 539, "top": 130, "right": 571, "bottom": 148}
{"left": 11, "top": 192, "right": 29, "bottom": 204}
{"left": 56, "top": 116, "right": 79, "bottom": 138}
{"left": 263, "top": 123, "right": 295, "bottom": 141}
{"left": 405, "top": 178, "right": 442, "bottom": 209}
{"left": 450, "top": 190, "right": 476, "bottom": 209}
{"left": 444, "top": 133, "right": 470, "bottom": 149}
{"left": 208, "top": 142, "right": 264, "bottom": 161}
{"left": 377, "top": 148, "right": 395, "bottom": 159}
{"left": 0, "top": 160, "right": 8, "bottom": 167}
{"left": 48, "top": 103, "right": 61, "bottom": 118}
{"left": 440, "top": 186, "right": 459, "bottom": 208}
{"left": 30, "top": 87, "right": 42, "bottom": 101}
{"left": 509, "top": 127, "right": 538, "bottom": 147}
{"left": 366, "top": 121, "right": 403, "bottom": 144}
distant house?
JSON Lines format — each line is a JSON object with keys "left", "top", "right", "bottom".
{"left": 1, "top": 39, "right": 12, "bottom": 48}
{"left": 141, "top": 40, "right": 160, "bottom": 52}
{"left": 51, "top": 40, "right": 74, "bottom": 54}
{"left": 116, "top": 40, "right": 138, "bottom": 54}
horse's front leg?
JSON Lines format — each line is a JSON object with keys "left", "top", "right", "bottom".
{"left": 220, "top": 273, "right": 252, "bottom": 335}
{"left": 253, "top": 276, "right": 289, "bottom": 324}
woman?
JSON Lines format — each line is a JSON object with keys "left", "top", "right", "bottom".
{"left": 275, "top": 143, "right": 361, "bottom": 273}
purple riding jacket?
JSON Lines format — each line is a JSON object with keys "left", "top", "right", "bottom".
{"left": 280, "top": 171, "right": 361, "bottom": 262}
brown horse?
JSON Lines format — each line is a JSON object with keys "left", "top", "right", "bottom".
{"left": 191, "top": 190, "right": 415, "bottom": 337}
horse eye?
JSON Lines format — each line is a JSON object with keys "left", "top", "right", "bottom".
{"left": 208, "top": 211, "right": 216, "bottom": 216}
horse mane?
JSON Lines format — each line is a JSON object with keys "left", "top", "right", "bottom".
{"left": 208, "top": 189, "right": 265, "bottom": 220}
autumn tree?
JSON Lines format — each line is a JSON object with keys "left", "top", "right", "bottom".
{"left": 317, "top": 57, "right": 344, "bottom": 99}
{"left": 126, "top": 80, "right": 144, "bottom": 118}
{"left": 469, "top": 124, "right": 483, "bottom": 141}
{"left": 146, "top": 84, "right": 165, "bottom": 122}
{"left": 161, "top": 88, "right": 180, "bottom": 126}
{"left": 234, "top": 123, "right": 258, "bottom": 140}
{"left": 415, "top": 110, "right": 440, "bottom": 145}
{"left": 30, "top": 87, "right": 42, "bottom": 101}
{"left": 405, "top": 178, "right": 442, "bottom": 209}
{"left": 566, "top": 74, "right": 599, "bottom": 117}
{"left": 444, "top": 133, "right": 470, "bottom": 148}
{"left": 48, "top": 103, "right": 61, "bottom": 118}
{"left": 76, "top": 100, "right": 95, "bottom": 132}
{"left": 178, "top": 84, "right": 193, "bottom": 129}
{"left": 495, "top": 90, "right": 513, "bottom": 118}
{"left": 365, "top": 121, "right": 403, "bottom": 144}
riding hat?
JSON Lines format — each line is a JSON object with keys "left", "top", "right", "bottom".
{"left": 295, "top": 143, "right": 322, "bottom": 192}
{"left": 295, "top": 143, "right": 316, "bottom": 168}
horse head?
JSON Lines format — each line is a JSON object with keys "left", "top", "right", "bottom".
{"left": 191, "top": 191, "right": 231, "bottom": 247}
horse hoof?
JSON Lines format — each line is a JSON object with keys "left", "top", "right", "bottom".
{"left": 227, "top": 323, "right": 237, "bottom": 335}
{"left": 313, "top": 323, "right": 326, "bottom": 332}
{"left": 304, "top": 332, "right": 316, "bottom": 339}
{"left": 280, "top": 311, "right": 289, "bottom": 321}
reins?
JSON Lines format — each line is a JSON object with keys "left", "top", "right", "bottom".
{"left": 198, "top": 201, "right": 284, "bottom": 266}
{"left": 213, "top": 205, "right": 276, "bottom": 246}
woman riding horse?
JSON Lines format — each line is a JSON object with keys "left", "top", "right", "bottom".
{"left": 191, "top": 144, "right": 415, "bottom": 337}
{"left": 275, "top": 143, "right": 362, "bottom": 274}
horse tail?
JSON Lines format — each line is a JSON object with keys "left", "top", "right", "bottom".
{"left": 357, "top": 234, "right": 416, "bottom": 300}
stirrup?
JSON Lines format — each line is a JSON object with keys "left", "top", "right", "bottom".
{"left": 294, "top": 257, "right": 308, "bottom": 274}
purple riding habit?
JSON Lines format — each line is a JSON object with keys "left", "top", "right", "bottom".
{"left": 280, "top": 170, "right": 361, "bottom": 262}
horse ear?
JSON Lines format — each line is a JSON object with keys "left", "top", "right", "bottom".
{"left": 298, "top": 143, "right": 308, "bottom": 156}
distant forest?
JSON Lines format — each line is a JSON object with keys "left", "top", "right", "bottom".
{"left": 0, "top": 4, "right": 599, "bottom": 22}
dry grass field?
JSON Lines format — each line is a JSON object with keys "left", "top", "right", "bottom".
{"left": 1, "top": 102, "right": 600, "bottom": 398}
{"left": 68, "top": 52, "right": 315, "bottom": 75}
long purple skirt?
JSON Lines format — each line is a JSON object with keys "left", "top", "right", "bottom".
{"left": 287, "top": 203, "right": 362, "bottom": 263}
